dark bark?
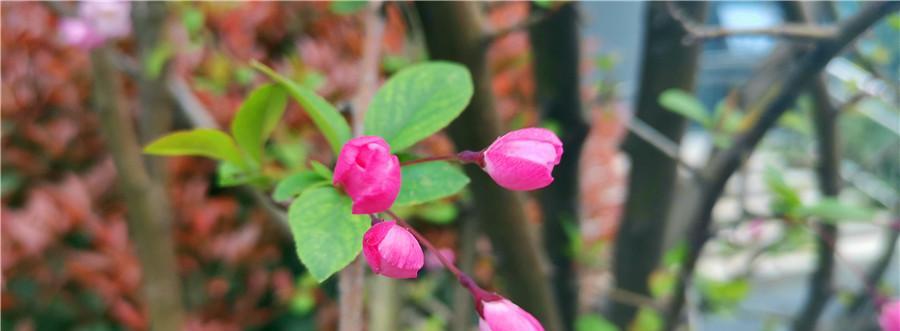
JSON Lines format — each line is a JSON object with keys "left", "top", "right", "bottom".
{"left": 415, "top": 2, "right": 564, "bottom": 330}
{"left": 607, "top": 2, "right": 707, "bottom": 329}
{"left": 664, "top": 2, "right": 900, "bottom": 329}
{"left": 91, "top": 46, "right": 185, "bottom": 330}
{"left": 528, "top": 3, "right": 589, "bottom": 328}
{"left": 792, "top": 77, "right": 840, "bottom": 331}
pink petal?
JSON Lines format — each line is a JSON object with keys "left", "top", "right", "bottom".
{"left": 480, "top": 299, "right": 544, "bottom": 331}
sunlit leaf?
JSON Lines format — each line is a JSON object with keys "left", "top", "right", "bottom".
{"left": 650, "top": 270, "right": 676, "bottom": 299}
{"left": 231, "top": 84, "right": 288, "bottom": 165}
{"left": 700, "top": 278, "right": 750, "bottom": 312}
{"left": 144, "top": 129, "right": 245, "bottom": 167}
{"left": 251, "top": 61, "right": 351, "bottom": 155}
{"left": 798, "top": 198, "right": 874, "bottom": 222}
{"left": 289, "top": 187, "right": 369, "bottom": 282}
{"left": 763, "top": 166, "right": 803, "bottom": 216}
{"left": 329, "top": 0, "right": 367, "bottom": 15}
{"left": 659, "top": 89, "right": 710, "bottom": 127}
{"left": 576, "top": 314, "right": 619, "bottom": 331}
{"left": 365, "top": 62, "right": 473, "bottom": 152}
{"left": 634, "top": 308, "right": 662, "bottom": 331}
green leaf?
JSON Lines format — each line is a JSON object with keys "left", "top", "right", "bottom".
{"left": 289, "top": 187, "right": 369, "bottom": 282}
{"left": 310, "top": 161, "right": 333, "bottom": 181}
{"left": 764, "top": 166, "right": 803, "bottom": 216}
{"left": 712, "top": 99, "right": 743, "bottom": 134}
{"left": 329, "top": 0, "right": 367, "bottom": 15}
{"left": 534, "top": 0, "right": 555, "bottom": 9}
{"left": 700, "top": 278, "right": 750, "bottom": 310}
{"left": 181, "top": 7, "right": 205, "bottom": 35}
{"left": 143, "top": 43, "right": 173, "bottom": 80}
{"left": 888, "top": 13, "right": 900, "bottom": 30}
{"left": 659, "top": 89, "right": 710, "bottom": 127}
{"left": 273, "top": 172, "right": 326, "bottom": 203}
{"left": 231, "top": 84, "right": 288, "bottom": 164}
{"left": 365, "top": 62, "right": 473, "bottom": 152}
{"left": 634, "top": 308, "right": 662, "bottom": 331}
{"left": 217, "top": 162, "right": 267, "bottom": 187}
{"left": 251, "top": 61, "right": 351, "bottom": 155}
{"left": 779, "top": 111, "right": 812, "bottom": 135}
{"left": 395, "top": 161, "right": 470, "bottom": 206}
{"left": 575, "top": 314, "right": 619, "bottom": 331}
{"left": 144, "top": 129, "right": 244, "bottom": 167}
{"left": 663, "top": 241, "right": 687, "bottom": 268}
{"left": 798, "top": 198, "right": 874, "bottom": 222}
{"left": 649, "top": 270, "right": 676, "bottom": 298}
{"left": 415, "top": 201, "right": 459, "bottom": 224}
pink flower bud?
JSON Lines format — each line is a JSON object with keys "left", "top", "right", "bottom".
{"left": 881, "top": 299, "right": 900, "bottom": 331}
{"left": 362, "top": 221, "right": 424, "bottom": 279}
{"left": 78, "top": 1, "right": 131, "bottom": 40}
{"left": 477, "top": 297, "right": 544, "bottom": 331}
{"left": 482, "top": 128, "right": 563, "bottom": 191}
{"left": 59, "top": 18, "right": 105, "bottom": 50}
{"left": 333, "top": 136, "right": 401, "bottom": 214}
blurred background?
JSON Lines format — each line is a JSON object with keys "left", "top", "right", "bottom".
{"left": 1, "top": 1, "right": 898, "bottom": 331}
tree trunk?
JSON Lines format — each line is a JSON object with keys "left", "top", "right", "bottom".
{"left": 415, "top": 2, "right": 564, "bottom": 330}
{"left": 90, "top": 46, "right": 185, "bottom": 330}
{"left": 792, "top": 76, "right": 840, "bottom": 331}
{"left": 608, "top": 2, "right": 707, "bottom": 329}
{"left": 528, "top": 3, "right": 589, "bottom": 328}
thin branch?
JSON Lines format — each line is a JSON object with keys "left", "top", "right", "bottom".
{"left": 608, "top": 288, "right": 664, "bottom": 312}
{"left": 665, "top": 1, "right": 836, "bottom": 43}
{"left": 625, "top": 117, "right": 704, "bottom": 182}
{"left": 166, "top": 76, "right": 219, "bottom": 129}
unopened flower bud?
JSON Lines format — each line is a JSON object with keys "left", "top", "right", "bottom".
{"left": 881, "top": 299, "right": 900, "bottom": 331}
{"left": 333, "top": 136, "right": 401, "bottom": 214}
{"left": 362, "top": 221, "right": 424, "bottom": 279}
{"left": 481, "top": 128, "right": 563, "bottom": 191}
{"left": 477, "top": 297, "right": 544, "bottom": 331}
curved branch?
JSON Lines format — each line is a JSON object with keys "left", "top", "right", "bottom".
{"left": 665, "top": 1, "right": 836, "bottom": 43}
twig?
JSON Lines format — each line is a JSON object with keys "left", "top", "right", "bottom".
{"left": 165, "top": 76, "right": 219, "bottom": 129}
{"left": 608, "top": 288, "right": 663, "bottom": 312}
{"left": 625, "top": 117, "right": 704, "bottom": 182}
{"left": 663, "top": 2, "right": 900, "bottom": 329}
{"left": 665, "top": 1, "right": 836, "bottom": 43}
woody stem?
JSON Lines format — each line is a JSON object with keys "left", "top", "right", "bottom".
{"left": 399, "top": 150, "right": 484, "bottom": 167}
{"left": 400, "top": 155, "right": 457, "bottom": 166}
